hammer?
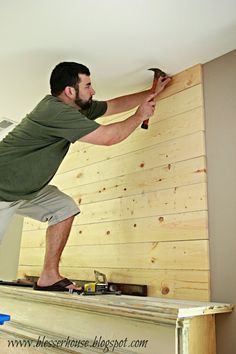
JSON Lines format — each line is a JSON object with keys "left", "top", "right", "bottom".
{"left": 141, "top": 68, "right": 167, "bottom": 130}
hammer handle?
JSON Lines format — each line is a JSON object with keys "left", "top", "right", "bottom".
{"left": 141, "top": 78, "right": 158, "bottom": 129}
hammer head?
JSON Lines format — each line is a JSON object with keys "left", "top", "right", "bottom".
{"left": 149, "top": 68, "right": 167, "bottom": 79}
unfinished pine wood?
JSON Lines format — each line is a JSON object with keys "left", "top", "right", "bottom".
{"left": 57, "top": 106, "right": 204, "bottom": 175}
{"left": 156, "top": 64, "right": 202, "bottom": 100}
{"left": 22, "top": 218, "right": 42, "bottom": 231}
{"left": 62, "top": 156, "right": 206, "bottom": 205}
{"left": 67, "top": 64, "right": 202, "bottom": 154}
{"left": 53, "top": 132, "right": 206, "bottom": 189}
{"left": 21, "top": 210, "right": 208, "bottom": 248}
{"left": 77, "top": 182, "right": 207, "bottom": 224}
{"left": 100, "top": 80, "right": 203, "bottom": 126}
{"left": 22, "top": 181, "right": 207, "bottom": 230}
{"left": 17, "top": 266, "right": 209, "bottom": 300}
{"left": 188, "top": 315, "right": 216, "bottom": 354}
{"left": 19, "top": 239, "right": 209, "bottom": 270}
{"left": 60, "top": 84, "right": 203, "bottom": 165}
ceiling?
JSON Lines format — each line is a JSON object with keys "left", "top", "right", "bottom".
{"left": 0, "top": 0, "right": 236, "bottom": 121}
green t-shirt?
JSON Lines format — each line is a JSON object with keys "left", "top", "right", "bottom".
{"left": 0, "top": 95, "right": 107, "bottom": 201}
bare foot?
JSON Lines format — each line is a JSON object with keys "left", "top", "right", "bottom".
{"left": 37, "top": 274, "right": 82, "bottom": 291}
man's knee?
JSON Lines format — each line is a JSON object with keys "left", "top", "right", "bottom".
{"left": 49, "top": 214, "right": 75, "bottom": 228}
{"left": 66, "top": 214, "right": 76, "bottom": 223}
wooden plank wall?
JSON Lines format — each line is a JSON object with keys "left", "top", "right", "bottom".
{"left": 18, "top": 64, "right": 210, "bottom": 301}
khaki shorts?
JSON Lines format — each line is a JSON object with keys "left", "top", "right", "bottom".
{"left": 0, "top": 185, "right": 80, "bottom": 242}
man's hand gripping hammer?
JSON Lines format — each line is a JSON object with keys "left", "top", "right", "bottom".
{"left": 141, "top": 68, "right": 167, "bottom": 130}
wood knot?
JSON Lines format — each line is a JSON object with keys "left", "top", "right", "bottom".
{"left": 194, "top": 168, "right": 207, "bottom": 173}
{"left": 133, "top": 224, "right": 137, "bottom": 227}
{"left": 161, "top": 287, "right": 170, "bottom": 295}
{"left": 159, "top": 216, "right": 164, "bottom": 223}
{"left": 140, "top": 163, "right": 145, "bottom": 168}
{"left": 151, "top": 242, "right": 159, "bottom": 250}
{"left": 106, "top": 231, "right": 110, "bottom": 235}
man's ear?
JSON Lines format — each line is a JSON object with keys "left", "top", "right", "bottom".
{"left": 64, "top": 86, "right": 76, "bottom": 99}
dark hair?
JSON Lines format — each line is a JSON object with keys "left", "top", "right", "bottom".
{"left": 50, "top": 62, "right": 90, "bottom": 96}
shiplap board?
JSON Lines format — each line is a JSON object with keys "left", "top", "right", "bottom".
{"left": 61, "top": 84, "right": 203, "bottom": 165}
{"left": 17, "top": 266, "right": 209, "bottom": 301}
{"left": 62, "top": 156, "right": 207, "bottom": 205}
{"left": 21, "top": 210, "right": 208, "bottom": 248}
{"left": 77, "top": 182, "right": 207, "bottom": 224}
{"left": 19, "top": 239, "right": 209, "bottom": 270}
{"left": 57, "top": 106, "right": 204, "bottom": 175}
{"left": 22, "top": 181, "right": 207, "bottom": 231}
{"left": 155, "top": 64, "right": 202, "bottom": 101}
{"left": 53, "top": 131, "right": 206, "bottom": 189}
{"left": 67, "top": 64, "right": 202, "bottom": 154}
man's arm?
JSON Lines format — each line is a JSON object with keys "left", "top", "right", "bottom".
{"left": 103, "top": 76, "right": 171, "bottom": 117}
{"left": 79, "top": 94, "right": 156, "bottom": 146}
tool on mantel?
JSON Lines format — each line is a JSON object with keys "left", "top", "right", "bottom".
{"left": 77, "top": 270, "right": 119, "bottom": 296}
{"left": 141, "top": 68, "right": 168, "bottom": 130}
{"left": 75, "top": 270, "right": 147, "bottom": 296}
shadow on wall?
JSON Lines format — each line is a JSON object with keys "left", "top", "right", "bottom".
{"left": 0, "top": 215, "right": 24, "bottom": 280}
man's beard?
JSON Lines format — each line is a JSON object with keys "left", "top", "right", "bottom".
{"left": 75, "top": 91, "right": 93, "bottom": 110}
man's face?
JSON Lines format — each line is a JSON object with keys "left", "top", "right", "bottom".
{"left": 74, "top": 74, "right": 95, "bottom": 110}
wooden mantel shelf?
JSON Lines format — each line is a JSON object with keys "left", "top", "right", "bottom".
{"left": 0, "top": 285, "right": 233, "bottom": 325}
{"left": 0, "top": 285, "right": 234, "bottom": 354}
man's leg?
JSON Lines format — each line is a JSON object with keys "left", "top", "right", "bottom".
{"left": 17, "top": 185, "right": 81, "bottom": 290}
{"left": 37, "top": 215, "right": 81, "bottom": 290}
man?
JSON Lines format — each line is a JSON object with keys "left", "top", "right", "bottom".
{"left": 0, "top": 62, "right": 171, "bottom": 292}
